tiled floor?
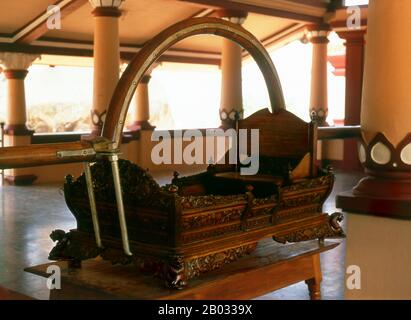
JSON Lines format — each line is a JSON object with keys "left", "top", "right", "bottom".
{"left": 0, "top": 170, "right": 362, "bottom": 300}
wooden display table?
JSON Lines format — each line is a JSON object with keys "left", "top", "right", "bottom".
{"left": 25, "top": 239, "right": 338, "bottom": 300}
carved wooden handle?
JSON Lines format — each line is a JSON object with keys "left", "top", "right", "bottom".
{"left": 0, "top": 141, "right": 95, "bottom": 169}
{"left": 102, "top": 17, "right": 286, "bottom": 149}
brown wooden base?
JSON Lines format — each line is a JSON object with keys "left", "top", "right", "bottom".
{"left": 336, "top": 190, "right": 411, "bottom": 220}
{"left": 4, "top": 174, "right": 37, "bottom": 186}
{"left": 25, "top": 239, "right": 339, "bottom": 300}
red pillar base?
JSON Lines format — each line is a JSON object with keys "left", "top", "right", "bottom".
{"left": 353, "top": 176, "right": 411, "bottom": 199}
{"left": 336, "top": 176, "right": 411, "bottom": 220}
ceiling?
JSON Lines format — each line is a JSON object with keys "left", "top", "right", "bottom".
{"left": 0, "top": 0, "right": 363, "bottom": 65}
{"left": 0, "top": 0, "right": 54, "bottom": 33}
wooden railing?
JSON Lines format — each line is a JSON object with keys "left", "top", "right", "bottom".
{"left": 317, "top": 125, "right": 361, "bottom": 140}
{"left": 31, "top": 126, "right": 363, "bottom": 144}
{"left": 0, "top": 125, "right": 362, "bottom": 175}
{"left": 31, "top": 130, "right": 140, "bottom": 145}
{"left": 32, "top": 131, "right": 87, "bottom": 144}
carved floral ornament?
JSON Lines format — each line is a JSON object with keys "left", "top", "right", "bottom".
{"left": 223, "top": 16, "right": 247, "bottom": 24}
{"left": 309, "top": 108, "right": 328, "bottom": 123}
{"left": 216, "top": 10, "right": 248, "bottom": 25}
{"left": 220, "top": 108, "right": 243, "bottom": 121}
{"left": 91, "top": 109, "right": 107, "bottom": 127}
{"left": 306, "top": 24, "right": 331, "bottom": 43}
{"left": 308, "top": 29, "right": 330, "bottom": 41}
{"left": 89, "top": 0, "right": 124, "bottom": 17}
{"left": 0, "top": 52, "right": 39, "bottom": 70}
{"left": 357, "top": 132, "right": 411, "bottom": 169}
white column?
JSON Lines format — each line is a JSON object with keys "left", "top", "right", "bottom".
{"left": 349, "top": 0, "right": 411, "bottom": 203}
{"left": 89, "top": 0, "right": 123, "bottom": 135}
{"left": 0, "top": 52, "right": 39, "bottom": 185}
{"left": 127, "top": 64, "right": 159, "bottom": 131}
{"left": 338, "top": 0, "right": 411, "bottom": 299}
{"left": 217, "top": 10, "right": 248, "bottom": 128}
{"left": 0, "top": 52, "right": 39, "bottom": 133}
{"left": 307, "top": 24, "right": 330, "bottom": 125}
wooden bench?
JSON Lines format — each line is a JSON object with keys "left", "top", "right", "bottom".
{"left": 25, "top": 239, "right": 338, "bottom": 300}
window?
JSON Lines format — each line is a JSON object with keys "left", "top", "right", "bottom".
{"left": 243, "top": 40, "right": 313, "bottom": 122}
{"left": 2, "top": 61, "right": 222, "bottom": 132}
{"left": 147, "top": 62, "right": 221, "bottom": 129}
{"left": 242, "top": 35, "right": 346, "bottom": 126}
{"left": 25, "top": 64, "right": 92, "bottom": 133}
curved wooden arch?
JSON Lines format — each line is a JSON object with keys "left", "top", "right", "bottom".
{"left": 102, "top": 17, "right": 286, "bottom": 149}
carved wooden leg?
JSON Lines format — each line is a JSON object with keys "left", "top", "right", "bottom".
{"left": 305, "top": 253, "right": 322, "bottom": 300}
{"left": 163, "top": 256, "right": 187, "bottom": 290}
{"left": 305, "top": 278, "right": 321, "bottom": 300}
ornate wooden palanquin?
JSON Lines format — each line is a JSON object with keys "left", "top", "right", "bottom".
{"left": 51, "top": 106, "right": 344, "bottom": 289}
{"left": 0, "top": 17, "right": 345, "bottom": 290}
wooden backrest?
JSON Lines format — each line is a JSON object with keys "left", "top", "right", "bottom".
{"left": 237, "top": 108, "right": 317, "bottom": 177}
